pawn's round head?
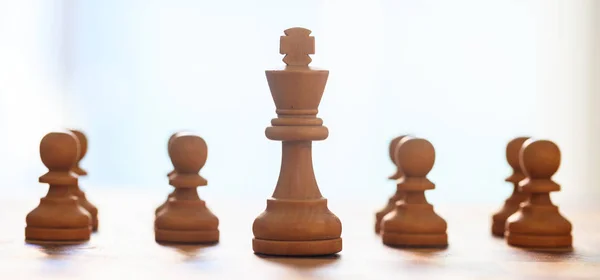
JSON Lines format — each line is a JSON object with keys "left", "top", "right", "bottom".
{"left": 506, "top": 136, "right": 530, "bottom": 171}
{"left": 520, "top": 139, "right": 560, "bottom": 179}
{"left": 167, "top": 131, "right": 186, "bottom": 153}
{"left": 69, "top": 129, "right": 88, "bottom": 161}
{"left": 40, "top": 131, "right": 80, "bottom": 171}
{"left": 389, "top": 135, "right": 409, "bottom": 164}
{"left": 169, "top": 133, "right": 208, "bottom": 174}
{"left": 396, "top": 138, "right": 435, "bottom": 177}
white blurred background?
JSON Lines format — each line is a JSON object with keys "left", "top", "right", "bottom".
{"left": 0, "top": 0, "right": 598, "bottom": 207}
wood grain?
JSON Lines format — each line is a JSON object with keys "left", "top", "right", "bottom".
{"left": 3, "top": 190, "right": 600, "bottom": 279}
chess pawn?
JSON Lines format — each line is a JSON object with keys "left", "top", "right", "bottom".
{"left": 69, "top": 129, "right": 99, "bottom": 231}
{"left": 387, "top": 136, "right": 407, "bottom": 180}
{"left": 491, "top": 137, "right": 531, "bottom": 236}
{"left": 155, "top": 132, "right": 180, "bottom": 215}
{"left": 375, "top": 135, "right": 409, "bottom": 234}
{"left": 381, "top": 137, "right": 448, "bottom": 248}
{"left": 25, "top": 131, "right": 92, "bottom": 244}
{"left": 154, "top": 133, "right": 219, "bottom": 244}
{"left": 506, "top": 139, "right": 572, "bottom": 248}
{"left": 252, "top": 27, "right": 342, "bottom": 256}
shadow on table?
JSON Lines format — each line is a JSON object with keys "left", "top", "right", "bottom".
{"left": 26, "top": 242, "right": 97, "bottom": 259}
{"left": 513, "top": 247, "right": 578, "bottom": 262}
{"left": 157, "top": 241, "right": 218, "bottom": 258}
{"left": 255, "top": 253, "right": 341, "bottom": 270}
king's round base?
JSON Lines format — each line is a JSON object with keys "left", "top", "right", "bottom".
{"left": 253, "top": 238, "right": 342, "bottom": 256}
{"left": 155, "top": 228, "right": 219, "bottom": 244}
{"left": 506, "top": 233, "right": 572, "bottom": 249}
{"left": 382, "top": 232, "right": 448, "bottom": 248}
{"left": 25, "top": 226, "right": 91, "bottom": 245}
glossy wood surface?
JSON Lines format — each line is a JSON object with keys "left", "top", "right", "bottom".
{"left": 2, "top": 190, "right": 599, "bottom": 279}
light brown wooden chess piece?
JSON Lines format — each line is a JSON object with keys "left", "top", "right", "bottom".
{"left": 252, "top": 27, "right": 342, "bottom": 256}
{"left": 154, "top": 132, "right": 219, "bottom": 244}
{"left": 155, "top": 132, "right": 180, "bottom": 215}
{"left": 381, "top": 137, "right": 448, "bottom": 248}
{"left": 491, "top": 137, "right": 531, "bottom": 237}
{"left": 69, "top": 129, "right": 99, "bottom": 231}
{"left": 25, "top": 131, "right": 92, "bottom": 244}
{"left": 506, "top": 139, "right": 572, "bottom": 248}
{"left": 375, "top": 135, "right": 409, "bottom": 234}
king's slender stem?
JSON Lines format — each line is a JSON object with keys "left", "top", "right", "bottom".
{"left": 272, "top": 141, "right": 322, "bottom": 199}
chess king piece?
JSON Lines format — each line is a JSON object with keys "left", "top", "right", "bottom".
{"left": 381, "top": 137, "right": 448, "bottom": 247}
{"left": 155, "top": 132, "right": 180, "bottom": 215}
{"left": 69, "top": 129, "right": 99, "bottom": 231}
{"left": 154, "top": 133, "right": 219, "bottom": 244}
{"left": 375, "top": 135, "right": 409, "bottom": 234}
{"left": 252, "top": 27, "right": 342, "bottom": 256}
{"left": 491, "top": 137, "right": 531, "bottom": 236}
{"left": 25, "top": 131, "right": 92, "bottom": 244}
{"left": 506, "top": 139, "right": 572, "bottom": 248}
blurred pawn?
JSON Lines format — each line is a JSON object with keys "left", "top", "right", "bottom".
{"left": 154, "top": 132, "right": 219, "bottom": 244}
{"left": 506, "top": 139, "right": 572, "bottom": 249}
{"left": 381, "top": 137, "right": 448, "bottom": 248}
{"left": 375, "top": 135, "right": 410, "bottom": 234}
{"left": 491, "top": 136, "right": 530, "bottom": 236}
{"left": 155, "top": 132, "right": 181, "bottom": 215}
{"left": 25, "top": 131, "right": 91, "bottom": 244}
{"left": 69, "top": 129, "right": 99, "bottom": 231}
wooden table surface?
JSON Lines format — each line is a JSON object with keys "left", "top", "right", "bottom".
{"left": 1, "top": 190, "right": 599, "bottom": 280}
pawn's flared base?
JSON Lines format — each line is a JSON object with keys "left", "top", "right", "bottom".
{"left": 25, "top": 226, "right": 91, "bottom": 245}
{"left": 382, "top": 232, "right": 448, "bottom": 248}
{"left": 92, "top": 218, "right": 98, "bottom": 232}
{"left": 491, "top": 220, "right": 506, "bottom": 237}
{"left": 253, "top": 238, "right": 342, "bottom": 256}
{"left": 506, "top": 232, "right": 572, "bottom": 249}
{"left": 155, "top": 228, "right": 219, "bottom": 244}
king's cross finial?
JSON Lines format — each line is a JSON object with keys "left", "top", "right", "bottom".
{"left": 280, "top": 27, "right": 315, "bottom": 66}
